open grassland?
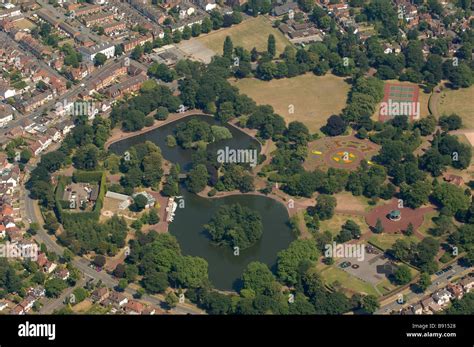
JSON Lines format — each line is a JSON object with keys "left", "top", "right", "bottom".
{"left": 197, "top": 16, "right": 291, "bottom": 55}
{"left": 437, "top": 85, "right": 474, "bottom": 129}
{"left": 231, "top": 73, "right": 350, "bottom": 133}
{"left": 368, "top": 233, "right": 419, "bottom": 251}
{"left": 319, "top": 213, "right": 370, "bottom": 237}
{"left": 319, "top": 266, "right": 380, "bottom": 297}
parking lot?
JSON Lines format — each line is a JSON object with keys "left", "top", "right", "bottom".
{"left": 336, "top": 245, "right": 395, "bottom": 285}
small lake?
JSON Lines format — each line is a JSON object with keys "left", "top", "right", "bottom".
{"left": 109, "top": 115, "right": 295, "bottom": 290}
{"left": 109, "top": 114, "right": 259, "bottom": 172}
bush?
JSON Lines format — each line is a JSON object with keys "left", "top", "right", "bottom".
{"left": 155, "top": 106, "right": 169, "bottom": 120}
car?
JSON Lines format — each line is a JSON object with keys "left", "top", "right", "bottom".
{"left": 435, "top": 271, "right": 443, "bottom": 276}
{"left": 447, "top": 275, "right": 453, "bottom": 280}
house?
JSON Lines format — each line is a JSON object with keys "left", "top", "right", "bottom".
{"left": 91, "top": 287, "right": 110, "bottom": 303}
{"left": 0, "top": 301, "right": 9, "bottom": 311}
{"left": 0, "top": 81, "right": 16, "bottom": 100}
{"left": 432, "top": 289, "right": 453, "bottom": 306}
{"left": 43, "top": 261, "right": 57, "bottom": 274}
{"left": 443, "top": 174, "right": 464, "bottom": 187}
{"left": 106, "top": 291, "right": 128, "bottom": 307}
{"left": 82, "top": 12, "right": 114, "bottom": 27}
{"left": 36, "top": 252, "right": 48, "bottom": 267}
{"left": 142, "top": 306, "right": 156, "bottom": 315}
{"left": 104, "top": 74, "right": 147, "bottom": 99}
{"left": 47, "top": 127, "right": 62, "bottom": 142}
{"left": 122, "top": 34, "right": 154, "bottom": 53}
{"left": 447, "top": 283, "right": 464, "bottom": 300}
{"left": 273, "top": 1, "right": 298, "bottom": 17}
{"left": 412, "top": 303, "right": 423, "bottom": 315}
{"left": 124, "top": 299, "right": 144, "bottom": 314}
{"left": 11, "top": 304, "right": 25, "bottom": 315}
{"left": 29, "top": 141, "right": 42, "bottom": 157}
{"left": 459, "top": 277, "right": 474, "bottom": 293}
{"left": 103, "top": 21, "right": 126, "bottom": 36}
{"left": 0, "top": 103, "right": 13, "bottom": 127}
{"left": 79, "top": 42, "right": 115, "bottom": 61}
{"left": 421, "top": 297, "right": 435, "bottom": 313}
{"left": 19, "top": 296, "right": 36, "bottom": 313}
{"left": 55, "top": 268, "right": 70, "bottom": 281}
{"left": 428, "top": 301, "right": 443, "bottom": 313}
{"left": 59, "top": 120, "right": 76, "bottom": 136}
{"left": 27, "top": 286, "right": 46, "bottom": 299}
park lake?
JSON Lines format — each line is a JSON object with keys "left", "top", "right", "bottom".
{"left": 109, "top": 115, "right": 295, "bottom": 290}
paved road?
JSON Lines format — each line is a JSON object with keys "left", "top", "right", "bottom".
{"left": 376, "top": 263, "right": 473, "bottom": 314}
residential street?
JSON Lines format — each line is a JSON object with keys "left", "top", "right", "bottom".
{"left": 376, "top": 263, "right": 473, "bottom": 314}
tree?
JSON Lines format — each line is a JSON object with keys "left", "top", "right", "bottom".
{"left": 72, "top": 287, "right": 88, "bottom": 304}
{"left": 241, "top": 262, "right": 280, "bottom": 296}
{"left": 361, "top": 295, "right": 380, "bottom": 314}
{"left": 186, "top": 164, "right": 209, "bottom": 193}
{"left": 417, "top": 272, "right": 431, "bottom": 292}
{"left": 267, "top": 34, "right": 276, "bottom": 57}
{"left": 399, "top": 181, "right": 432, "bottom": 208}
{"left": 165, "top": 291, "right": 179, "bottom": 308}
{"left": 93, "top": 255, "right": 106, "bottom": 268}
{"left": 45, "top": 278, "right": 67, "bottom": 298}
{"left": 223, "top": 36, "right": 233, "bottom": 58}
{"left": 171, "top": 256, "right": 208, "bottom": 288}
{"left": 277, "top": 239, "right": 319, "bottom": 285}
{"left": 405, "top": 222, "right": 414, "bottom": 236}
{"left": 393, "top": 265, "right": 412, "bottom": 285}
{"left": 432, "top": 183, "right": 470, "bottom": 216}
{"left": 373, "top": 218, "right": 384, "bottom": 234}
{"left": 204, "top": 204, "right": 263, "bottom": 250}
{"left": 315, "top": 194, "right": 337, "bottom": 220}
{"left": 131, "top": 194, "right": 148, "bottom": 212}
{"left": 439, "top": 114, "right": 462, "bottom": 131}
{"left": 94, "top": 53, "right": 107, "bottom": 66}
{"left": 298, "top": 0, "right": 315, "bottom": 12}
{"left": 148, "top": 208, "right": 160, "bottom": 225}
{"left": 117, "top": 279, "right": 128, "bottom": 291}
{"left": 142, "top": 270, "right": 169, "bottom": 293}
{"left": 322, "top": 115, "right": 346, "bottom": 136}
{"left": 62, "top": 249, "right": 74, "bottom": 262}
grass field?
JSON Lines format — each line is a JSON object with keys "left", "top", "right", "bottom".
{"left": 231, "top": 73, "right": 350, "bottom": 133}
{"left": 319, "top": 266, "right": 380, "bottom": 297}
{"left": 13, "top": 18, "right": 36, "bottom": 31}
{"left": 437, "top": 85, "right": 474, "bottom": 129}
{"left": 319, "top": 213, "right": 370, "bottom": 237}
{"left": 197, "top": 17, "right": 291, "bottom": 56}
{"left": 417, "top": 211, "right": 438, "bottom": 237}
{"left": 368, "top": 233, "right": 418, "bottom": 251}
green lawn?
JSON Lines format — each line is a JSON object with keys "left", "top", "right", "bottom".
{"left": 368, "top": 233, "right": 419, "bottom": 251}
{"left": 197, "top": 16, "right": 291, "bottom": 55}
{"left": 319, "top": 266, "right": 380, "bottom": 297}
{"left": 231, "top": 73, "right": 350, "bottom": 133}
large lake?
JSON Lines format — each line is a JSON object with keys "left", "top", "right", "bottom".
{"left": 109, "top": 115, "right": 295, "bottom": 290}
